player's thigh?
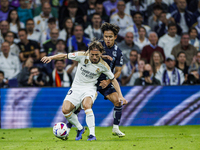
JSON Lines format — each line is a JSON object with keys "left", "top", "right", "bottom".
{"left": 82, "top": 97, "right": 93, "bottom": 110}
{"left": 106, "top": 92, "right": 121, "bottom": 106}
{"left": 62, "top": 100, "right": 75, "bottom": 114}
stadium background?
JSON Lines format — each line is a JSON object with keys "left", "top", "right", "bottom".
{"left": 1, "top": 85, "right": 200, "bottom": 129}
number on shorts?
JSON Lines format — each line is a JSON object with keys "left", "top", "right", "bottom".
{"left": 67, "top": 90, "right": 73, "bottom": 95}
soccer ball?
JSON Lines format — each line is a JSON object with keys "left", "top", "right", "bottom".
{"left": 53, "top": 122, "right": 68, "bottom": 139}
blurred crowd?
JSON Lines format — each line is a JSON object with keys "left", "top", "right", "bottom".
{"left": 0, "top": 0, "right": 200, "bottom": 88}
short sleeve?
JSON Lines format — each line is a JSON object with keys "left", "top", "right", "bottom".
{"left": 102, "top": 62, "right": 115, "bottom": 80}
{"left": 68, "top": 52, "right": 86, "bottom": 62}
{"left": 115, "top": 49, "right": 123, "bottom": 67}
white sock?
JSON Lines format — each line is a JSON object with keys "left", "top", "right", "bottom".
{"left": 85, "top": 109, "right": 95, "bottom": 136}
{"left": 64, "top": 112, "right": 83, "bottom": 130}
{"left": 113, "top": 124, "right": 119, "bottom": 129}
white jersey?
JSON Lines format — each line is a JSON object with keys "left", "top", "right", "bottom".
{"left": 68, "top": 51, "right": 114, "bottom": 89}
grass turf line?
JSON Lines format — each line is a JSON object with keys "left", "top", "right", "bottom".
{"left": 0, "top": 126, "right": 200, "bottom": 150}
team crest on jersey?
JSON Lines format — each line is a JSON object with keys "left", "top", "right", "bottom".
{"left": 84, "top": 59, "right": 89, "bottom": 64}
{"left": 96, "top": 68, "right": 100, "bottom": 73}
{"left": 30, "top": 46, "right": 34, "bottom": 50}
{"left": 113, "top": 51, "right": 117, "bottom": 57}
{"left": 71, "top": 53, "right": 76, "bottom": 57}
{"left": 20, "top": 45, "right": 25, "bottom": 51}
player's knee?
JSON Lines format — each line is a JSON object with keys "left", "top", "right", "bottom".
{"left": 82, "top": 103, "right": 92, "bottom": 110}
{"left": 62, "top": 105, "right": 70, "bottom": 114}
{"left": 113, "top": 101, "right": 121, "bottom": 107}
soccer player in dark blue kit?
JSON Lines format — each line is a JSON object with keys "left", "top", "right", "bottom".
{"left": 97, "top": 22, "right": 127, "bottom": 137}
{"left": 66, "top": 22, "right": 127, "bottom": 139}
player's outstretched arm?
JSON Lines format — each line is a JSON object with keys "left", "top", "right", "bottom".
{"left": 111, "top": 78, "right": 128, "bottom": 105}
{"left": 41, "top": 54, "right": 68, "bottom": 64}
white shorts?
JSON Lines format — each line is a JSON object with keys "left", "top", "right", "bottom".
{"left": 64, "top": 87, "right": 98, "bottom": 109}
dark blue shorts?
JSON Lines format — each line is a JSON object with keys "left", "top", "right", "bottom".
{"left": 97, "top": 83, "right": 116, "bottom": 99}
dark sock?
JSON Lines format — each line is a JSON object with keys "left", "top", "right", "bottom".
{"left": 113, "top": 106, "right": 122, "bottom": 125}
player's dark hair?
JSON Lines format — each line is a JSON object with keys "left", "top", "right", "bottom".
{"left": 0, "top": 70, "right": 4, "bottom": 76}
{"left": 88, "top": 40, "right": 105, "bottom": 53}
{"left": 18, "top": 28, "right": 28, "bottom": 34}
{"left": 101, "top": 22, "right": 120, "bottom": 36}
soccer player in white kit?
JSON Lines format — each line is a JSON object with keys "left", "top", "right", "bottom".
{"left": 41, "top": 40, "right": 126, "bottom": 141}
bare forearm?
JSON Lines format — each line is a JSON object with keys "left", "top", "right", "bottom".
{"left": 49, "top": 54, "right": 68, "bottom": 60}
{"left": 111, "top": 78, "right": 123, "bottom": 97}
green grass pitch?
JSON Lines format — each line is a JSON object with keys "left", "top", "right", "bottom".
{"left": 0, "top": 125, "right": 200, "bottom": 150}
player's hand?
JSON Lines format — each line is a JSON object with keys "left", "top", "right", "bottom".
{"left": 99, "top": 80, "right": 110, "bottom": 89}
{"left": 119, "top": 97, "right": 128, "bottom": 105}
{"left": 41, "top": 56, "right": 52, "bottom": 64}
{"left": 102, "top": 55, "right": 113, "bottom": 61}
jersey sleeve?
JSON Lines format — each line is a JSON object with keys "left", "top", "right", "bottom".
{"left": 102, "top": 62, "right": 115, "bottom": 80}
{"left": 115, "top": 48, "right": 123, "bottom": 67}
{"left": 68, "top": 51, "right": 86, "bottom": 62}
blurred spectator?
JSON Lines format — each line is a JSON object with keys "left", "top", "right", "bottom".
{"left": 154, "top": 11, "right": 168, "bottom": 37}
{"left": 0, "top": 70, "right": 9, "bottom": 88}
{"left": 17, "top": 57, "right": 33, "bottom": 86}
{"left": 148, "top": 4, "right": 163, "bottom": 31}
{"left": 0, "top": 41, "right": 21, "bottom": 79}
{"left": 0, "top": 0, "right": 13, "bottom": 22}
{"left": 93, "top": 1, "right": 109, "bottom": 23}
{"left": 134, "top": 27, "right": 150, "bottom": 51}
{"left": 59, "top": 1, "right": 85, "bottom": 29}
{"left": 5, "top": 31, "right": 20, "bottom": 56}
{"left": 85, "top": 13, "right": 103, "bottom": 40}
{"left": 183, "top": 68, "right": 200, "bottom": 85}
{"left": 121, "top": 50, "right": 138, "bottom": 86}
{"left": 34, "top": 3, "right": 56, "bottom": 33}
{"left": 188, "top": 0, "right": 199, "bottom": 13}
{"left": 110, "top": 1, "right": 133, "bottom": 40}
{"left": 17, "top": 29, "right": 40, "bottom": 63}
{"left": 59, "top": 17, "right": 74, "bottom": 42}
{"left": 33, "top": 0, "right": 58, "bottom": 18}
{"left": 147, "top": 0, "right": 168, "bottom": 17}
{"left": 7, "top": 9, "right": 25, "bottom": 34}
{"left": 40, "top": 17, "right": 57, "bottom": 45}
{"left": 125, "top": 0, "right": 147, "bottom": 20}
{"left": 158, "top": 23, "right": 181, "bottom": 57}
{"left": 50, "top": 60, "right": 72, "bottom": 87}
{"left": 118, "top": 32, "right": 140, "bottom": 64}
{"left": 141, "top": 32, "right": 165, "bottom": 63}
{"left": 9, "top": 0, "right": 20, "bottom": 8}
{"left": 134, "top": 64, "right": 161, "bottom": 85}
{"left": 103, "top": 0, "right": 118, "bottom": 16}
{"left": 170, "top": 0, "right": 195, "bottom": 33}
{"left": 46, "top": 39, "right": 67, "bottom": 74}
{"left": 150, "top": 51, "right": 165, "bottom": 76}
{"left": 41, "top": 28, "right": 59, "bottom": 58}
{"left": 155, "top": 55, "right": 184, "bottom": 85}
{"left": 171, "top": 33, "right": 197, "bottom": 66}
{"left": 0, "top": 20, "right": 9, "bottom": 40}
{"left": 189, "top": 27, "right": 199, "bottom": 51}
{"left": 82, "top": 0, "right": 96, "bottom": 16}
{"left": 20, "top": 66, "right": 49, "bottom": 87}
{"left": 26, "top": 19, "right": 41, "bottom": 43}
{"left": 67, "top": 24, "right": 90, "bottom": 53}
{"left": 168, "top": 0, "right": 178, "bottom": 13}
{"left": 175, "top": 51, "right": 189, "bottom": 76}
{"left": 125, "top": 12, "right": 151, "bottom": 39}
{"left": 147, "top": 0, "right": 174, "bottom": 6}
{"left": 17, "top": 0, "right": 33, "bottom": 24}
{"left": 189, "top": 51, "right": 200, "bottom": 75}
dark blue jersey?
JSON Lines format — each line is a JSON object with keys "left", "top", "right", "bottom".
{"left": 98, "top": 41, "right": 123, "bottom": 82}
